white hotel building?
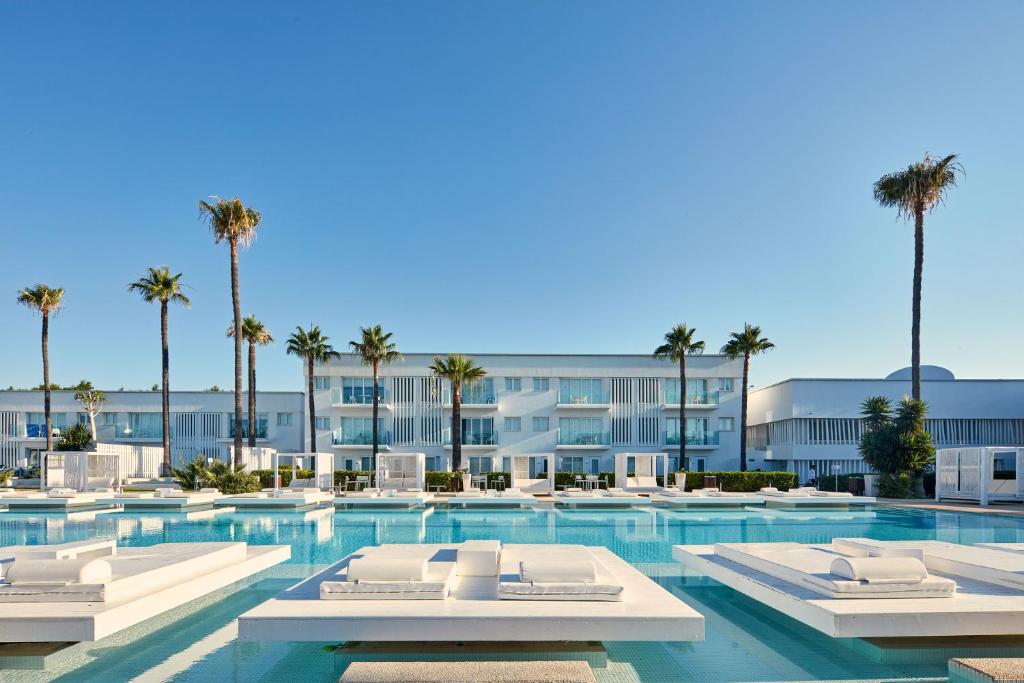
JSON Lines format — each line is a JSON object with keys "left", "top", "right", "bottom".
{"left": 746, "top": 366, "right": 1024, "bottom": 483}
{"left": 310, "top": 353, "right": 745, "bottom": 474}
{"left": 0, "top": 390, "right": 305, "bottom": 470}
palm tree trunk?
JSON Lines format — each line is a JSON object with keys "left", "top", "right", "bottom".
{"left": 307, "top": 357, "right": 316, "bottom": 452}
{"left": 230, "top": 238, "right": 244, "bottom": 466}
{"left": 452, "top": 384, "right": 462, "bottom": 476}
{"left": 739, "top": 354, "right": 750, "bottom": 471}
{"left": 161, "top": 300, "right": 171, "bottom": 476}
{"left": 372, "top": 361, "right": 380, "bottom": 461}
{"left": 679, "top": 357, "right": 687, "bottom": 471}
{"left": 247, "top": 342, "right": 257, "bottom": 448}
{"left": 911, "top": 205, "right": 924, "bottom": 401}
{"left": 42, "top": 311, "right": 52, "bottom": 452}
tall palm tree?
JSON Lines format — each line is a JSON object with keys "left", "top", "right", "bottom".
{"left": 286, "top": 325, "right": 339, "bottom": 453}
{"left": 17, "top": 285, "right": 65, "bottom": 452}
{"left": 428, "top": 354, "right": 486, "bottom": 476}
{"left": 349, "top": 326, "right": 402, "bottom": 461}
{"left": 873, "top": 153, "right": 963, "bottom": 400}
{"left": 227, "top": 316, "right": 273, "bottom": 447}
{"left": 654, "top": 324, "right": 705, "bottom": 470}
{"left": 721, "top": 323, "right": 774, "bottom": 472}
{"left": 128, "top": 267, "right": 191, "bottom": 475}
{"left": 198, "top": 197, "right": 262, "bottom": 455}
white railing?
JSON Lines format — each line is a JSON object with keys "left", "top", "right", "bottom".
{"left": 228, "top": 446, "right": 278, "bottom": 471}
{"left": 94, "top": 442, "right": 164, "bottom": 479}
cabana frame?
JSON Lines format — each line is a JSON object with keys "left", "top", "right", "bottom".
{"left": 273, "top": 452, "right": 335, "bottom": 491}
{"left": 615, "top": 452, "right": 669, "bottom": 492}
{"left": 510, "top": 454, "right": 555, "bottom": 493}
{"left": 40, "top": 451, "right": 119, "bottom": 492}
{"left": 936, "top": 446, "right": 1024, "bottom": 505}
{"left": 376, "top": 452, "right": 426, "bottom": 491}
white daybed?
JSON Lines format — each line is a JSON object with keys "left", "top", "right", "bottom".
{"left": 3, "top": 489, "right": 110, "bottom": 511}
{"left": 673, "top": 537, "right": 1024, "bottom": 638}
{"left": 377, "top": 453, "right": 427, "bottom": 492}
{"left": 510, "top": 454, "right": 555, "bottom": 494}
{"left": 97, "top": 487, "right": 222, "bottom": 510}
{"left": 447, "top": 489, "right": 538, "bottom": 508}
{"left": 0, "top": 540, "right": 289, "bottom": 642}
{"left": 653, "top": 488, "right": 765, "bottom": 508}
{"left": 215, "top": 489, "right": 334, "bottom": 509}
{"left": 335, "top": 489, "right": 435, "bottom": 509}
{"left": 756, "top": 487, "right": 876, "bottom": 507}
{"left": 615, "top": 452, "right": 670, "bottom": 493}
{"left": 238, "top": 541, "right": 703, "bottom": 642}
{"left": 553, "top": 489, "right": 652, "bottom": 508}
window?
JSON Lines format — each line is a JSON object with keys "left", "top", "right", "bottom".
{"left": 561, "top": 455, "right": 583, "bottom": 472}
{"left": 102, "top": 413, "right": 118, "bottom": 426}
{"left": 314, "top": 416, "right": 331, "bottom": 430}
{"left": 468, "top": 456, "right": 494, "bottom": 475}
{"left": 505, "top": 377, "right": 521, "bottom": 392}
{"left": 664, "top": 378, "right": 711, "bottom": 405}
{"left": 451, "top": 378, "right": 495, "bottom": 405}
{"left": 232, "top": 413, "right": 269, "bottom": 439}
{"left": 336, "top": 417, "right": 386, "bottom": 445}
{"left": 460, "top": 417, "right": 495, "bottom": 445}
{"left": 719, "top": 417, "right": 735, "bottom": 432}
{"left": 558, "top": 417, "right": 606, "bottom": 445}
{"left": 342, "top": 377, "right": 385, "bottom": 404}
{"left": 533, "top": 377, "right": 550, "bottom": 391}
{"left": 504, "top": 417, "right": 521, "bottom": 432}
{"left": 127, "top": 413, "right": 162, "bottom": 439}
{"left": 314, "top": 376, "right": 331, "bottom": 391}
{"left": 559, "top": 378, "right": 607, "bottom": 405}
{"left": 532, "top": 416, "right": 549, "bottom": 432}
{"left": 277, "top": 412, "right": 294, "bottom": 427}
{"left": 718, "top": 378, "right": 734, "bottom": 392}
{"left": 426, "top": 455, "right": 443, "bottom": 471}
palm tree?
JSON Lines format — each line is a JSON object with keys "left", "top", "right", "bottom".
{"left": 654, "top": 324, "right": 705, "bottom": 470}
{"left": 227, "top": 316, "right": 273, "bottom": 448}
{"left": 17, "top": 285, "right": 65, "bottom": 452}
{"left": 428, "top": 354, "right": 486, "bottom": 477}
{"left": 128, "top": 267, "right": 191, "bottom": 475}
{"left": 286, "top": 325, "right": 339, "bottom": 453}
{"left": 198, "top": 197, "right": 262, "bottom": 456}
{"left": 721, "top": 323, "right": 774, "bottom": 472}
{"left": 873, "top": 153, "right": 963, "bottom": 400}
{"left": 349, "top": 326, "right": 402, "bottom": 461}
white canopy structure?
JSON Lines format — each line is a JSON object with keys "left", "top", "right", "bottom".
{"left": 935, "top": 446, "right": 1024, "bottom": 505}
{"left": 615, "top": 452, "right": 669, "bottom": 492}
{"left": 377, "top": 453, "right": 426, "bottom": 491}
{"left": 273, "top": 452, "right": 334, "bottom": 491}
{"left": 40, "top": 451, "right": 119, "bottom": 492}
{"left": 510, "top": 454, "right": 554, "bottom": 493}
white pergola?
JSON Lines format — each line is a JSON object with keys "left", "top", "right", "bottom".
{"left": 510, "top": 453, "right": 555, "bottom": 493}
{"left": 273, "top": 452, "right": 335, "bottom": 491}
{"left": 376, "top": 452, "right": 426, "bottom": 491}
{"left": 40, "top": 451, "right": 120, "bottom": 492}
{"left": 615, "top": 452, "right": 669, "bottom": 491}
{"left": 936, "top": 446, "right": 1024, "bottom": 506}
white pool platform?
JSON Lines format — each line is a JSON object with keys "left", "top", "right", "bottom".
{"left": 552, "top": 491, "right": 652, "bottom": 508}
{"left": 652, "top": 492, "right": 764, "bottom": 508}
{"left": 215, "top": 490, "right": 334, "bottom": 509}
{"left": 0, "top": 540, "right": 289, "bottom": 643}
{"left": 238, "top": 543, "right": 703, "bottom": 643}
{"left": 445, "top": 491, "right": 540, "bottom": 508}
{"left": 2, "top": 492, "right": 111, "bottom": 511}
{"left": 334, "top": 491, "right": 435, "bottom": 509}
{"left": 674, "top": 538, "right": 1024, "bottom": 638}
{"left": 96, "top": 492, "right": 221, "bottom": 510}
{"left": 756, "top": 490, "right": 876, "bottom": 507}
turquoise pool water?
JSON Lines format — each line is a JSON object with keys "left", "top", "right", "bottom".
{"left": 3, "top": 504, "right": 1024, "bottom": 682}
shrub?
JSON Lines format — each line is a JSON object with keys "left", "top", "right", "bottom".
{"left": 681, "top": 471, "right": 798, "bottom": 492}
{"left": 0, "top": 470, "right": 12, "bottom": 485}
{"left": 332, "top": 470, "right": 376, "bottom": 489}
{"left": 818, "top": 473, "right": 867, "bottom": 492}
{"left": 426, "top": 470, "right": 457, "bottom": 491}
{"left": 218, "top": 469, "right": 261, "bottom": 494}
{"left": 858, "top": 396, "right": 935, "bottom": 496}
{"left": 54, "top": 423, "right": 93, "bottom": 451}
{"left": 879, "top": 472, "right": 916, "bottom": 498}
{"left": 252, "top": 468, "right": 315, "bottom": 488}
{"left": 554, "top": 472, "right": 616, "bottom": 489}
{"left": 173, "top": 456, "right": 261, "bottom": 493}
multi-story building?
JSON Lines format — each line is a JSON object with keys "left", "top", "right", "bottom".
{"left": 746, "top": 366, "right": 1024, "bottom": 483}
{"left": 311, "top": 353, "right": 744, "bottom": 474}
{"left": 0, "top": 390, "right": 305, "bottom": 469}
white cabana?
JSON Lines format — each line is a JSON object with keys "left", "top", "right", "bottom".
{"left": 376, "top": 453, "right": 426, "bottom": 491}
{"left": 935, "top": 446, "right": 1024, "bottom": 505}
{"left": 40, "top": 451, "right": 120, "bottom": 492}
{"left": 272, "top": 452, "right": 335, "bottom": 491}
{"left": 615, "top": 452, "right": 669, "bottom": 492}
{"left": 510, "top": 454, "right": 555, "bottom": 493}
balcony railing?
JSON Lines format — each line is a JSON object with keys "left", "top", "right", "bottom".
{"left": 229, "top": 425, "right": 269, "bottom": 439}
{"left": 664, "top": 431, "right": 720, "bottom": 446}
{"left": 442, "top": 429, "right": 499, "bottom": 446}
{"left": 664, "top": 391, "right": 720, "bottom": 406}
{"left": 10, "top": 423, "right": 67, "bottom": 438}
{"left": 333, "top": 387, "right": 390, "bottom": 405}
{"left": 557, "top": 431, "right": 610, "bottom": 446}
{"left": 117, "top": 425, "right": 164, "bottom": 440}
{"left": 331, "top": 430, "right": 392, "bottom": 446}
{"left": 557, "top": 392, "right": 611, "bottom": 406}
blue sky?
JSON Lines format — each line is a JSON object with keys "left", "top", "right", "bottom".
{"left": 2, "top": 1, "right": 1023, "bottom": 393}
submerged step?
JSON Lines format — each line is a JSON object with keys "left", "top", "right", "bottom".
{"left": 339, "top": 660, "right": 596, "bottom": 683}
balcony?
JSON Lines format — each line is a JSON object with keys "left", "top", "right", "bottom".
{"left": 332, "top": 387, "right": 392, "bottom": 410}
{"left": 442, "top": 429, "right": 499, "bottom": 450}
{"left": 116, "top": 426, "right": 164, "bottom": 441}
{"left": 9, "top": 423, "right": 67, "bottom": 440}
{"left": 663, "top": 390, "right": 720, "bottom": 409}
{"left": 555, "top": 431, "right": 611, "bottom": 449}
{"left": 555, "top": 393, "right": 611, "bottom": 410}
{"left": 331, "top": 429, "right": 392, "bottom": 450}
{"left": 443, "top": 392, "right": 498, "bottom": 410}
{"left": 663, "top": 431, "right": 720, "bottom": 449}
{"left": 227, "top": 425, "right": 268, "bottom": 440}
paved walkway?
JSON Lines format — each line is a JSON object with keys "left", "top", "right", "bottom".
{"left": 881, "top": 498, "right": 1024, "bottom": 517}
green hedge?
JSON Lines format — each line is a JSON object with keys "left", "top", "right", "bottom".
{"left": 554, "top": 472, "right": 616, "bottom": 489}
{"left": 681, "top": 471, "right": 798, "bottom": 492}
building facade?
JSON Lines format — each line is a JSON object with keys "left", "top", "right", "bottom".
{"left": 311, "top": 353, "right": 744, "bottom": 474}
{"left": 0, "top": 390, "right": 305, "bottom": 470}
{"left": 746, "top": 367, "right": 1024, "bottom": 484}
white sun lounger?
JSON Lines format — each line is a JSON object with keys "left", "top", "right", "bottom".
{"left": 320, "top": 545, "right": 458, "bottom": 600}
{"left": 216, "top": 490, "right": 333, "bottom": 509}
{"left": 3, "top": 491, "right": 109, "bottom": 510}
{"left": 97, "top": 491, "right": 221, "bottom": 509}
{"left": 448, "top": 489, "right": 537, "bottom": 508}
{"left": 653, "top": 490, "right": 764, "bottom": 507}
{"left": 335, "top": 490, "right": 434, "bottom": 508}
{"left": 757, "top": 488, "right": 875, "bottom": 507}
{"left": 497, "top": 546, "right": 623, "bottom": 601}
{"left": 553, "top": 489, "right": 652, "bottom": 508}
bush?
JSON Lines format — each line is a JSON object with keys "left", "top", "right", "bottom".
{"left": 54, "top": 423, "right": 94, "bottom": 451}
{"left": 332, "top": 470, "right": 375, "bottom": 489}
{"left": 426, "top": 470, "right": 456, "bottom": 491}
{"left": 818, "top": 473, "right": 867, "bottom": 492}
{"left": 879, "top": 472, "right": 916, "bottom": 498}
{"left": 681, "top": 471, "right": 798, "bottom": 492}
{"left": 252, "top": 468, "right": 315, "bottom": 488}
{"left": 218, "top": 469, "right": 261, "bottom": 494}
{"left": 173, "top": 456, "right": 261, "bottom": 493}
{"left": 0, "top": 470, "right": 12, "bottom": 485}
{"left": 554, "top": 472, "right": 616, "bottom": 489}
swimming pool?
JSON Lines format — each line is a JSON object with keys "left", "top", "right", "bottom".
{"left": 3, "top": 504, "right": 1023, "bottom": 682}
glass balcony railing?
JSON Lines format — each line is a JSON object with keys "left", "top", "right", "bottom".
{"left": 663, "top": 431, "right": 720, "bottom": 446}
{"left": 229, "top": 425, "right": 269, "bottom": 439}
{"left": 117, "top": 425, "right": 164, "bottom": 439}
{"left": 10, "top": 423, "right": 67, "bottom": 438}
{"left": 442, "top": 429, "right": 499, "bottom": 446}
{"left": 664, "top": 391, "right": 720, "bottom": 406}
{"left": 557, "top": 431, "right": 610, "bottom": 446}
{"left": 333, "top": 387, "right": 390, "bottom": 405}
{"left": 331, "top": 430, "right": 392, "bottom": 446}
{"left": 557, "top": 391, "right": 610, "bottom": 405}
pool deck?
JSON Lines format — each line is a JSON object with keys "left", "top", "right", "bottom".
{"left": 882, "top": 499, "right": 1024, "bottom": 516}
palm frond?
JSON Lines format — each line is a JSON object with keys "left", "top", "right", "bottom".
{"left": 653, "top": 324, "right": 705, "bottom": 361}
{"left": 17, "top": 284, "right": 65, "bottom": 314}
{"left": 127, "top": 267, "right": 190, "bottom": 307}
{"left": 198, "top": 196, "right": 262, "bottom": 246}
{"left": 721, "top": 322, "right": 774, "bottom": 358}
{"left": 873, "top": 153, "right": 963, "bottom": 220}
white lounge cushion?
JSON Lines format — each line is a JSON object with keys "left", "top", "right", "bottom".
{"left": 454, "top": 490, "right": 485, "bottom": 498}
{"left": 199, "top": 488, "right": 220, "bottom": 494}
{"left": 520, "top": 558, "right": 595, "bottom": 584}
{"left": 347, "top": 557, "right": 427, "bottom": 582}
{"left": 117, "top": 492, "right": 155, "bottom": 499}
{"left": 6, "top": 558, "right": 112, "bottom": 585}
{"left": 811, "top": 491, "right": 853, "bottom": 497}
{"left": 320, "top": 548, "right": 457, "bottom": 600}
{"left": 499, "top": 547, "right": 623, "bottom": 602}
{"left": 602, "top": 490, "right": 638, "bottom": 498}
{"left": 759, "top": 487, "right": 778, "bottom": 493}
{"left": 830, "top": 556, "right": 927, "bottom": 584}
{"left": 47, "top": 488, "right": 77, "bottom": 498}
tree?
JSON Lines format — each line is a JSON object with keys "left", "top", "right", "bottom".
{"left": 858, "top": 395, "right": 935, "bottom": 497}
{"left": 128, "top": 267, "right": 191, "bottom": 476}
{"left": 227, "top": 316, "right": 274, "bottom": 447}
{"left": 17, "top": 285, "right": 65, "bottom": 451}
{"left": 54, "top": 422, "right": 93, "bottom": 452}
{"left": 428, "top": 354, "right": 486, "bottom": 475}
{"left": 721, "top": 323, "right": 774, "bottom": 471}
{"left": 350, "top": 326, "right": 402, "bottom": 463}
{"left": 286, "top": 325, "right": 339, "bottom": 453}
{"left": 873, "top": 154, "right": 963, "bottom": 401}
{"left": 199, "top": 197, "right": 262, "bottom": 457}
{"left": 74, "top": 387, "right": 106, "bottom": 441}
{"left": 654, "top": 324, "right": 705, "bottom": 470}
